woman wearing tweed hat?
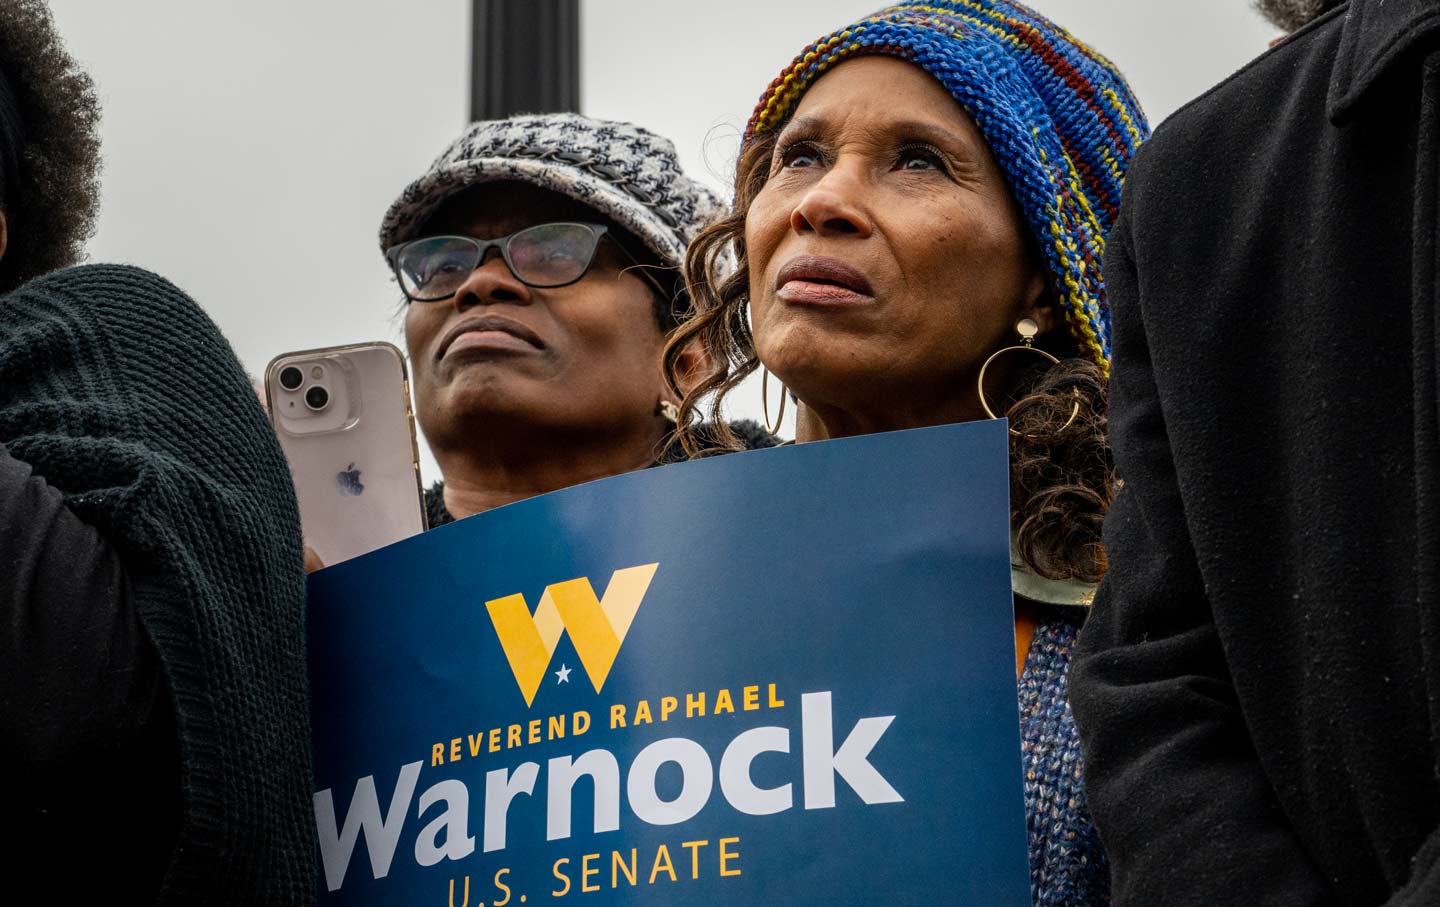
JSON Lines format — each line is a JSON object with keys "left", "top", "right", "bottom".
{"left": 378, "top": 113, "right": 775, "bottom": 527}
{"left": 666, "top": 2, "right": 1147, "bottom": 903}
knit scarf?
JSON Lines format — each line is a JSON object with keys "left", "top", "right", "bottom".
{"left": 0, "top": 265, "right": 316, "bottom": 903}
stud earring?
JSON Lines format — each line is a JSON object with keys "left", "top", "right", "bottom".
{"left": 656, "top": 399, "right": 681, "bottom": 426}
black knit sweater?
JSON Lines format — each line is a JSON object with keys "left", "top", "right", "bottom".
{"left": 0, "top": 265, "right": 316, "bottom": 903}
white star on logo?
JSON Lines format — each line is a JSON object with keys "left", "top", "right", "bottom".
{"left": 555, "top": 663, "right": 572, "bottom": 684}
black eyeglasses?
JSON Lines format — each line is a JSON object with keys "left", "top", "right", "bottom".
{"left": 386, "top": 221, "right": 671, "bottom": 304}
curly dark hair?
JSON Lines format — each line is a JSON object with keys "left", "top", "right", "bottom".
{"left": 1254, "top": 0, "right": 1344, "bottom": 32}
{"left": 0, "top": 0, "right": 102, "bottom": 293}
{"left": 663, "top": 130, "right": 1113, "bottom": 584}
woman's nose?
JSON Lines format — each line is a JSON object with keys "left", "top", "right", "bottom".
{"left": 451, "top": 250, "right": 531, "bottom": 309}
{"left": 789, "top": 166, "right": 874, "bottom": 238}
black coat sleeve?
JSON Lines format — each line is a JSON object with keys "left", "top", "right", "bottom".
{"left": 1385, "top": 831, "right": 1440, "bottom": 904}
{"left": 0, "top": 442, "right": 161, "bottom": 764}
{"left": 1069, "top": 200, "right": 1340, "bottom": 907}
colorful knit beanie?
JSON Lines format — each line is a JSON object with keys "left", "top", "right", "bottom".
{"left": 744, "top": 1, "right": 1149, "bottom": 369}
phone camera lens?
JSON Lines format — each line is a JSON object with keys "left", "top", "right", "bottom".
{"left": 304, "top": 385, "right": 330, "bottom": 411}
{"left": 279, "top": 366, "right": 304, "bottom": 391}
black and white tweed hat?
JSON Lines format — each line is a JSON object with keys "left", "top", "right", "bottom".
{"left": 378, "top": 113, "right": 724, "bottom": 271}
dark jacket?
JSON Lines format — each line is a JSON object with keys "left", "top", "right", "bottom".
{"left": 1071, "top": 3, "right": 1440, "bottom": 905}
{"left": 0, "top": 265, "right": 316, "bottom": 903}
{"left": 0, "top": 443, "right": 180, "bottom": 898}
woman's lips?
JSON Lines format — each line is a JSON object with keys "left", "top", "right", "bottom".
{"left": 777, "top": 280, "right": 873, "bottom": 305}
{"left": 445, "top": 330, "right": 540, "bottom": 356}
{"left": 438, "top": 314, "right": 545, "bottom": 360}
{"left": 775, "top": 255, "right": 875, "bottom": 305}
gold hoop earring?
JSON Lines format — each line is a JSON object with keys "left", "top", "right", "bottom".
{"left": 976, "top": 318, "right": 1079, "bottom": 436}
{"left": 762, "top": 367, "right": 788, "bottom": 436}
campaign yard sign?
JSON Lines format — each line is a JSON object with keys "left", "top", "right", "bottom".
{"left": 307, "top": 420, "right": 1030, "bottom": 905}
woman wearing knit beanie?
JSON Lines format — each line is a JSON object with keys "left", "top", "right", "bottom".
{"left": 0, "top": 1, "right": 316, "bottom": 902}
{"left": 376, "top": 113, "right": 775, "bottom": 530}
{"left": 666, "top": 2, "right": 1147, "bottom": 902}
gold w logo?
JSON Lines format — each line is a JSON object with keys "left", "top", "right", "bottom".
{"left": 484, "top": 564, "right": 659, "bottom": 707}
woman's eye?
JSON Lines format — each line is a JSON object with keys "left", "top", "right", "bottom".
{"left": 897, "top": 145, "right": 946, "bottom": 172}
{"left": 420, "top": 260, "right": 460, "bottom": 281}
{"left": 779, "top": 142, "right": 822, "bottom": 169}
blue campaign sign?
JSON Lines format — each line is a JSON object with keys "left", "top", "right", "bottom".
{"left": 307, "top": 420, "right": 1029, "bottom": 906}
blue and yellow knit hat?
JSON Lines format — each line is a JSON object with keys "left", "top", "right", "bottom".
{"left": 744, "top": 1, "right": 1149, "bottom": 370}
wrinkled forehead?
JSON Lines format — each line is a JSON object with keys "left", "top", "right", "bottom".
{"left": 418, "top": 181, "right": 605, "bottom": 239}
{"left": 775, "top": 56, "right": 989, "bottom": 155}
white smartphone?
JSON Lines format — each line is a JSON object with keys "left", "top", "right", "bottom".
{"left": 265, "top": 342, "right": 426, "bottom": 567}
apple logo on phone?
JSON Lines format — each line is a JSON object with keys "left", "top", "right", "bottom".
{"left": 336, "top": 463, "right": 365, "bottom": 497}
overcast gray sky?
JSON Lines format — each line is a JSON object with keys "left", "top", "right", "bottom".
{"left": 46, "top": 0, "right": 1277, "bottom": 481}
